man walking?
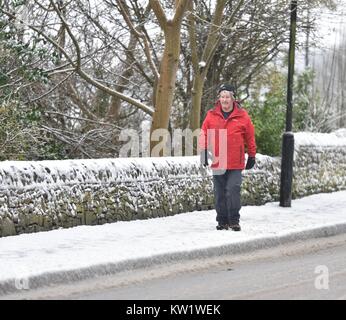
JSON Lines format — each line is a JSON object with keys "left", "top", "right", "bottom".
{"left": 199, "top": 84, "right": 256, "bottom": 231}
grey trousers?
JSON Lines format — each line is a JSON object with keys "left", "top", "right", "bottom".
{"left": 212, "top": 170, "right": 242, "bottom": 225}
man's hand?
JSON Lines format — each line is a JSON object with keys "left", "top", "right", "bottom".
{"left": 200, "top": 149, "right": 209, "bottom": 167}
{"left": 245, "top": 156, "right": 256, "bottom": 170}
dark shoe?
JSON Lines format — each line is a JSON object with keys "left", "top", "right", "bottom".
{"left": 229, "top": 224, "right": 241, "bottom": 231}
{"left": 216, "top": 224, "right": 229, "bottom": 230}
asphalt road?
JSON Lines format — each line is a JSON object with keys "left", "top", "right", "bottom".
{"left": 3, "top": 233, "right": 346, "bottom": 300}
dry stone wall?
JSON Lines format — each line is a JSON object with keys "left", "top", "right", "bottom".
{"left": 0, "top": 130, "right": 345, "bottom": 237}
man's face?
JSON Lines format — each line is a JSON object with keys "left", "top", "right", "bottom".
{"left": 219, "top": 90, "right": 234, "bottom": 111}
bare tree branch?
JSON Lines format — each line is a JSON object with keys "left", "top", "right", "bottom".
{"left": 116, "top": 0, "right": 159, "bottom": 80}
{"left": 0, "top": 4, "right": 155, "bottom": 116}
{"left": 149, "top": 0, "right": 167, "bottom": 30}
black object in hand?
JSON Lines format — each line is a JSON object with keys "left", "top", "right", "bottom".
{"left": 245, "top": 157, "right": 256, "bottom": 170}
{"left": 200, "top": 150, "right": 209, "bottom": 167}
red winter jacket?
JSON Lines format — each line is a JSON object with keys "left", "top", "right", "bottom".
{"left": 199, "top": 100, "right": 256, "bottom": 170}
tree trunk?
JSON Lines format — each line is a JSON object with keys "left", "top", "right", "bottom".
{"left": 305, "top": 7, "right": 310, "bottom": 68}
{"left": 189, "top": 74, "right": 204, "bottom": 133}
{"left": 188, "top": 0, "right": 242, "bottom": 133}
{"left": 150, "top": 24, "right": 181, "bottom": 155}
{"left": 149, "top": 0, "right": 189, "bottom": 155}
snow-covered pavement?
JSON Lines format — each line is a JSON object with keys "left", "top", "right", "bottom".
{"left": 1, "top": 190, "right": 346, "bottom": 295}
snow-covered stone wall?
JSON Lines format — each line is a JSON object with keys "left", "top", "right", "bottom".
{"left": 242, "top": 129, "right": 346, "bottom": 203}
{"left": 0, "top": 129, "right": 345, "bottom": 237}
{"left": 0, "top": 157, "right": 214, "bottom": 237}
{"left": 293, "top": 129, "right": 346, "bottom": 196}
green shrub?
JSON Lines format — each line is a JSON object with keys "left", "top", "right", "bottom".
{"left": 0, "top": 101, "right": 67, "bottom": 160}
{"left": 244, "top": 71, "right": 286, "bottom": 156}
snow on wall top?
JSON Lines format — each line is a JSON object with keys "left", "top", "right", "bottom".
{"left": 294, "top": 128, "right": 346, "bottom": 148}
{"left": 0, "top": 156, "right": 199, "bottom": 191}
{"left": 0, "top": 130, "right": 345, "bottom": 191}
